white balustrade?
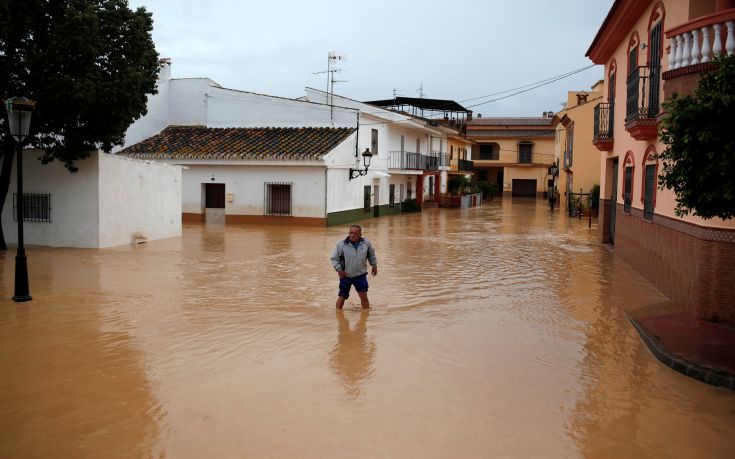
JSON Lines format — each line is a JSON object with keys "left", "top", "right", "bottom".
{"left": 713, "top": 23, "right": 723, "bottom": 55}
{"left": 668, "top": 19, "right": 735, "bottom": 71}
{"left": 668, "top": 36, "right": 677, "bottom": 69}
{"left": 674, "top": 35, "right": 683, "bottom": 69}
{"left": 682, "top": 32, "right": 692, "bottom": 66}
{"left": 701, "top": 27, "right": 711, "bottom": 62}
{"left": 690, "top": 30, "right": 701, "bottom": 64}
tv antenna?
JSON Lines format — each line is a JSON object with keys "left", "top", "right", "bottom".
{"left": 313, "top": 51, "right": 347, "bottom": 120}
{"left": 417, "top": 82, "right": 426, "bottom": 98}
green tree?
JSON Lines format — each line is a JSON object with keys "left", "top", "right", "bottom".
{"left": 0, "top": 0, "right": 159, "bottom": 248}
{"left": 658, "top": 55, "right": 735, "bottom": 220}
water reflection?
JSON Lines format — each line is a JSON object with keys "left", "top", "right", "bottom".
{"left": 329, "top": 309, "right": 375, "bottom": 399}
{"left": 1, "top": 198, "right": 734, "bottom": 458}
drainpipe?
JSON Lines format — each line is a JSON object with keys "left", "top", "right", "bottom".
{"left": 324, "top": 166, "right": 328, "bottom": 224}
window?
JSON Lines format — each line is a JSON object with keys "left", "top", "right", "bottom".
{"left": 416, "top": 138, "right": 420, "bottom": 154}
{"left": 624, "top": 167, "right": 633, "bottom": 213}
{"left": 389, "top": 184, "right": 395, "bottom": 207}
{"left": 14, "top": 193, "right": 52, "bottom": 222}
{"left": 643, "top": 164, "right": 656, "bottom": 220}
{"left": 519, "top": 142, "right": 533, "bottom": 164}
{"left": 479, "top": 143, "right": 499, "bottom": 160}
{"left": 450, "top": 145, "right": 454, "bottom": 160}
{"left": 564, "top": 123, "right": 574, "bottom": 168}
{"left": 371, "top": 129, "right": 378, "bottom": 155}
{"left": 363, "top": 185, "right": 371, "bottom": 212}
{"left": 264, "top": 182, "right": 292, "bottom": 216}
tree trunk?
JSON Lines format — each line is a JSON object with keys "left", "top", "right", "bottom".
{"left": 0, "top": 143, "right": 16, "bottom": 250}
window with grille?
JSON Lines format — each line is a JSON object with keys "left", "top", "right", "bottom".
{"left": 264, "top": 182, "right": 292, "bottom": 216}
{"left": 643, "top": 164, "right": 656, "bottom": 220}
{"left": 519, "top": 142, "right": 533, "bottom": 164}
{"left": 14, "top": 193, "right": 51, "bottom": 222}
{"left": 624, "top": 167, "right": 633, "bottom": 213}
{"left": 371, "top": 129, "right": 379, "bottom": 156}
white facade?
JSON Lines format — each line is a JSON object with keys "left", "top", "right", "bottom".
{"left": 304, "top": 88, "right": 451, "bottom": 207}
{"left": 1, "top": 151, "right": 182, "bottom": 248}
{"left": 118, "top": 61, "right": 359, "bottom": 152}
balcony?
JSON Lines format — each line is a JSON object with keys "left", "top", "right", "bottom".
{"left": 625, "top": 65, "right": 661, "bottom": 140}
{"left": 449, "top": 158, "right": 474, "bottom": 173}
{"left": 389, "top": 151, "right": 424, "bottom": 170}
{"left": 389, "top": 151, "right": 448, "bottom": 171}
{"left": 663, "top": 9, "right": 735, "bottom": 98}
{"left": 593, "top": 102, "right": 614, "bottom": 151}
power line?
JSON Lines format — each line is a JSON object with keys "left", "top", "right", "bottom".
{"left": 465, "top": 65, "right": 597, "bottom": 109}
{"left": 459, "top": 65, "right": 596, "bottom": 103}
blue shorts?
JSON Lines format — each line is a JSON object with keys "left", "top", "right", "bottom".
{"left": 338, "top": 273, "right": 369, "bottom": 299}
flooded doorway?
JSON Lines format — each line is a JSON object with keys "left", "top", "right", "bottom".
{"left": 204, "top": 182, "right": 225, "bottom": 224}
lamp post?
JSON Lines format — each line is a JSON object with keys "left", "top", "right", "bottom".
{"left": 349, "top": 148, "right": 373, "bottom": 180}
{"left": 5, "top": 97, "right": 35, "bottom": 302}
{"left": 548, "top": 162, "right": 559, "bottom": 211}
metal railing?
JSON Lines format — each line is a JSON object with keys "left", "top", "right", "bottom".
{"left": 626, "top": 65, "right": 661, "bottom": 123}
{"left": 389, "top": 151, "right": 425, "bottom": 170}
{"left": 457, "top": 159, "right": 473, "bottom": 172}
{"left": 593, "top": 102, "right": 614, "bottom": 141}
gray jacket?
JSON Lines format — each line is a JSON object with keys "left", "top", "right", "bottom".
{"left": 331, "top": 237, "right": 378, "bottom": 278}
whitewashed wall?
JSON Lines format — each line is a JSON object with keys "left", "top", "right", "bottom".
{"left": 179, "top": 163, "right": 327, "bottom": 218}
{"left": 206, "top": 86, "right": 358, "bottom": 128}
{"left": 97, "top": 154, "right": 182, "bottom": 247}
{"left": 1, "top": 151, "right": 182, "bottom": 248}
{"left": 118, "top": 68, "right": 360, "bottom": 155}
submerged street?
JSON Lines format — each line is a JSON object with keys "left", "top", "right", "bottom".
{"left": 1, "top": 198, "right": 734, "bottom": 458}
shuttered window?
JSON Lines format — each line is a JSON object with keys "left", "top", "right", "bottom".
{"left": 643, "top": 164, "right": 656, "bottom": 220}
{"left": 624, "top": 167, "right": 633, "bottom": 213}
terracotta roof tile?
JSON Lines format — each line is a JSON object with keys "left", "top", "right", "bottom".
{"left": 118, "top": 126, "right": 356, "bottom": 160}
{"left": 466, "top": 129, "right": 555, "bottom": 138}
{"left": 468, "top": 117, "right": 554, "bottom": 126}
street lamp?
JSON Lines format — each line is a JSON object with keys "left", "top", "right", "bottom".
{"left": 548, "top": 162, "right": 559, "bottom": 211}
{"left": 5, "top": 96, "right": 35, "bottom": 302}
{"left": 349, "top": 148, "right": 373, "bottom": 180}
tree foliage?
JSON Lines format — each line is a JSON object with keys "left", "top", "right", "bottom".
{"left": 658, "top": 55, "right": 735, "bottom": 220}
{"left": 0, "top": 0, "right": 159, "bottom": 247}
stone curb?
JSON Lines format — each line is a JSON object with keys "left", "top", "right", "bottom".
{"left": 628, "top": 316, "right": 735, "bottom": 390}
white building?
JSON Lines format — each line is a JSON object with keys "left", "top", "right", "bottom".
{"left": 303, "top": 88, "right": 452, "bottom": 207}
{"left": 118, "top": 60, "right": 456, "bottom": 226}
{"left": 1, "top": 151, "right": 182, "bottom": 248}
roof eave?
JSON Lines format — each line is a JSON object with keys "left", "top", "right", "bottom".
{"left": 586, "top": 0, "right": 652, "bottom": 64}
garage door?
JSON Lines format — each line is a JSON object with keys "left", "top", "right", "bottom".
{"left": 512, "top": 179, "right": 537, "bottom": 197}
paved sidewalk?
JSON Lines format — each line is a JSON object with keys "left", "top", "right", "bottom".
{"left": 629, "top": 311, "right": 735, "bottom": 390}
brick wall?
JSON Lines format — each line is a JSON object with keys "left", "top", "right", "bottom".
{"left": 662, "top": 63, "right": 717, "bottom": 99}
{"left": 614, "top": 205, "right": 735, "bottom": 324}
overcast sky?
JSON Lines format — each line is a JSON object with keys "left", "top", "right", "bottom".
{"left": 127, "top": 0, "right": 614, "bottom": 117}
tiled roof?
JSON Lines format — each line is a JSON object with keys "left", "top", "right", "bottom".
{"left": 118, "top": 126, "right": 356, "bottom": 160}
{"left": 468, "top": 117, "right": 554, "bottom": 126}
{"left": 466, "top": 129, "right": 555, "bottom": 138}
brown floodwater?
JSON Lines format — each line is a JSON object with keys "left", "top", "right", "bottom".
{"left": 1, "top": 198, "right": 734, "bottom": 458}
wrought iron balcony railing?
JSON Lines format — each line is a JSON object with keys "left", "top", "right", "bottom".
{"left": 593, "top": 102, "right": 614, "bottom": 141}
{"left": 626, "top": 65, "right": 661, "bottom": 123}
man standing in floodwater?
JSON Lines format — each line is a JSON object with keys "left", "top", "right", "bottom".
{"left": 331, "top": 224, "right": 378, "bottom": 309}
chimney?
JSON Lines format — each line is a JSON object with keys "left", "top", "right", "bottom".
{"left": 158, "top": 57, "right": 172, "bottom": 81}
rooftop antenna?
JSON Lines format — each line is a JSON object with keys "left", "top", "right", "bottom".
{"left": 313, "top": 51, "right": 346, "bottom": 121}
{"left": 417, "top": 82, "right": 425, "bottom": 99}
